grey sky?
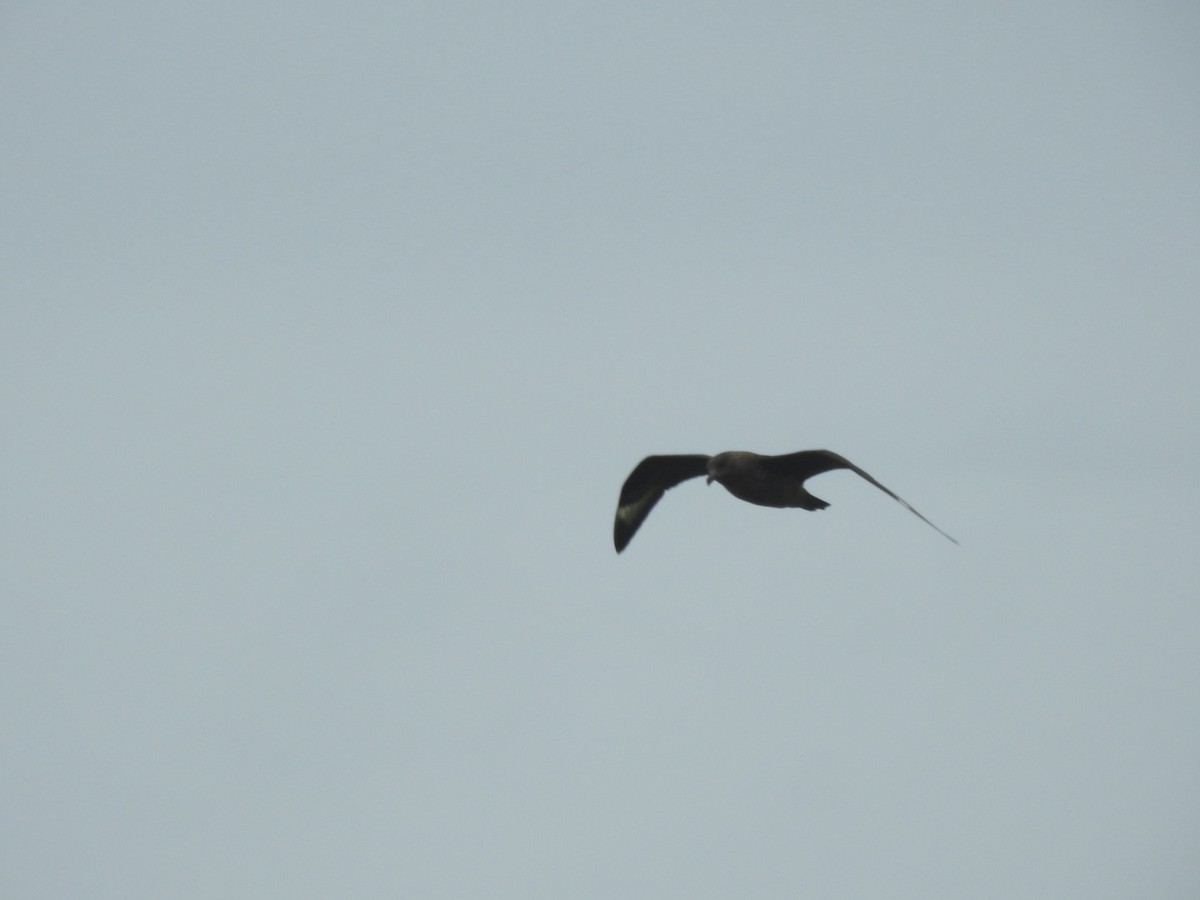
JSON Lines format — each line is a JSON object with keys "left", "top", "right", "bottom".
{"left": 3, "top": 2, "right": 1199, "bottom": 897}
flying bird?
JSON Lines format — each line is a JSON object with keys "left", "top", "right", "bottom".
{"left": 613, "top": 449, "right": 957, "bottom": 553}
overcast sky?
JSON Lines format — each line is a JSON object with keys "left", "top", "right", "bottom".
{"left": 3, "top": 2, "right": 1199, "bottom": 898}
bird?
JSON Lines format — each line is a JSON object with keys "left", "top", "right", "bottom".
{"left": 613, "top": 449, "right": 957, "bottom": 553}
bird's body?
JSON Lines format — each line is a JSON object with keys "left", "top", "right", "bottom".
{"left": 705, "top": 451, "right": 829, "bottom": 509}
{"left": 613, "top": 448, "right": 956, "bottom": 553}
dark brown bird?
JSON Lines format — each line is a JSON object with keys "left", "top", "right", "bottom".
{"left": 613, "top": 449, "right": 957, "bottom": 552}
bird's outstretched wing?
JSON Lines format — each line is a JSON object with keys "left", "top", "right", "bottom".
{"left": 767, "top": 449, "right": 958, "bottom": 543}
{"left": 614, "top": 455, "right": 711, "bottom": 552}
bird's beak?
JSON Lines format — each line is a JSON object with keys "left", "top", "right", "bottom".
{"left": 706, "top": 475, "right": 715, "bottom": 486}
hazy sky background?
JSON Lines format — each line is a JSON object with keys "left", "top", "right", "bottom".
{"left": 3, "top": 2, "right": 1199, "bottom": 897}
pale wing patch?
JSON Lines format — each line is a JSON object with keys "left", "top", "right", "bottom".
{"left": 617, "top": 492, "right": 659, "bottom": 524}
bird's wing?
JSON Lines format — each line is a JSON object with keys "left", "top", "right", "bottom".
{"left": 613, "top": 455, "right": 711, "bottom": 553}
{"left": 767, "top": 449, "right": 958, "bottom": 543}
{"left": 764, "top": 449, "right": 855, "bottom": 481}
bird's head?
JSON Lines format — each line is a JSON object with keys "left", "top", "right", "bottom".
{"left": 706, "top": 454, "right": 730, "bottom": 486}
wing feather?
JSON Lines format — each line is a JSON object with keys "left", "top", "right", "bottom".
{"left": 767, "top": 450, "right": 958, "bottom": 543}
{"left": 613, "top": 455, "right": 711, "bottom": 552}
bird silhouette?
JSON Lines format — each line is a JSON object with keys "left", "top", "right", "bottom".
{"left": 613, "top": 449, "right": 957, "bottom": 552}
